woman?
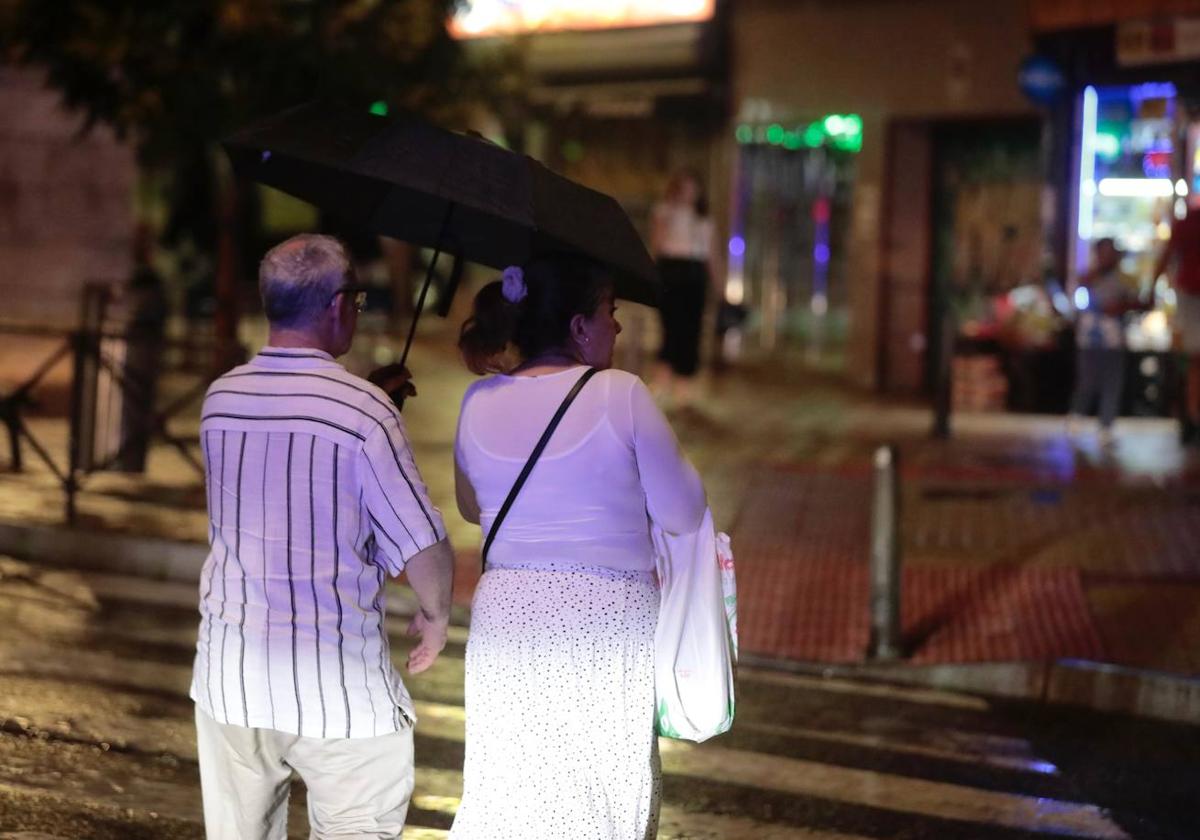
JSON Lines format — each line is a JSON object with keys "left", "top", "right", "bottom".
{"left": 651, "top": 169, "right": 716, "bottom": 407}
{"left": 450, "top": 256, "right": 707, "bottom": 839}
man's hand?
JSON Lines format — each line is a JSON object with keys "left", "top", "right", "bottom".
{"left": 405, "top": 610, "right": 449, "bottom": 674}
{"left": 368, "top": 363, "right": 417, "bottom": 412}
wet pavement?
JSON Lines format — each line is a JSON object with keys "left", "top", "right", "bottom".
{"left": 1, "top": 559, "right": 1198, "bottom": 839}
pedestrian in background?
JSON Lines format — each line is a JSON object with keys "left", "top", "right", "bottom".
{"left": 1153, "top": 203, "right": 1200, "bottom": 445}
{"left": 650, "top": 169, "right": 717, "bottom": 409}
{"left": 1067, "top": 237, "right": 1144, "bottom": 445}
{"left": 451, "top": 257, "right": 707, "bottom": 839}
{"left": 116, "top": 222, "right": 167, "bottom": 472}
{"left": 192, "top": 234, "right": 454, "bottom": 838}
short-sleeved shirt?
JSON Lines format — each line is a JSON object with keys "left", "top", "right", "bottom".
{"left": 190, "top": 347, "right": 446, "bottom": 738}
{"left": 1077, "top": 268, "right": 1133, "bottom": 350}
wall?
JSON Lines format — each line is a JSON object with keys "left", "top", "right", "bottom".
{"left": 0, "top": 67, "right": 135, "bottom": 326}
{"left": 732, "top": 0, "right": 1036, "bottom": 389}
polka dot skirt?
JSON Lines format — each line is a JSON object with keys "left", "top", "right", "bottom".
{"left": 449, "top": 565, "right": 661, "bottom": 839}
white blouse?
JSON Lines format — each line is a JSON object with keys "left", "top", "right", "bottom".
{"left": 653, "top": 201, "right": 713, "bottom": 261}
{"left": 454, "top": 367, "right": 706, "bottom": 572}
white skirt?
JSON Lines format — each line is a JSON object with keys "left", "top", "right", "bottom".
{"left": 450, "top": 564, "right": 661, "bottom": 840}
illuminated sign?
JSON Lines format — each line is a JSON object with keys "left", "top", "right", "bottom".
{"left": 450, "top": 0, "right": 715, "bottom": 38}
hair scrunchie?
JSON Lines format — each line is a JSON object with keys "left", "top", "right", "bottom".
{"left": 501, "top": 266, "right": 527, "bottom": 304}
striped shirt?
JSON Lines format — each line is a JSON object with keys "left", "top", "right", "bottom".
{"left": 189, "top": 346, "right": 446, "bottom": 739}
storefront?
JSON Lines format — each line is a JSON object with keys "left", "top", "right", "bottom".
{"left": 724, "top": 115, "right": 860, "bottom": 360}
{"left": 1034, "top": 6, "right": 1200, "bottom": 419}
{"left": 451, "top": 0, "right": 729, "bottom": 370}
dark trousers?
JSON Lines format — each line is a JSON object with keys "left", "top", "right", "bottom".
{"left": 657, "top": 258, "right": 708, "bottom": 378}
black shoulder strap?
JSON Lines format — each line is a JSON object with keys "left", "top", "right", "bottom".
{"left": 482, "top": 367, "right": 599, "bottom": 569}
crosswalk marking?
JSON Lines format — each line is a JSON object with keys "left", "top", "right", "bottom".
{"left": 734, "top": 719, "right": 1059, "bottom": 775}
{"left": 0, "top": 570, "right": 1164, "bottom": 839}
{"left": 739, "top": 666, "right": 993, "bottom": 710}
{"left": 656, "top": 741, "right": 1129, "bottom": 839}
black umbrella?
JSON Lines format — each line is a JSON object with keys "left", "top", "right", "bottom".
{"left": 223, "top": 101, "right": 660, "bottom": 366}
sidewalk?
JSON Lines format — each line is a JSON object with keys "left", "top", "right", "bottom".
{"left": 2, "top": 325, "right": 1199, "bottom": 721}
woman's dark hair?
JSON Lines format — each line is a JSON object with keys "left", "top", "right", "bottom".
{"left": 668, "top": 168, "right": 708, "bottom": 217}
{"left": 458, "top": 255, "right": 612, "bottom": 375}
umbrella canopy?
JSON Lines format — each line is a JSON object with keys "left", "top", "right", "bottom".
{"left": 223, "top": 101, "right": 660, "bottom": 307}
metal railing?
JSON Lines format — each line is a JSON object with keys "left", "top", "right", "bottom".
{"left": 0, "top": 285, "right": 234, "bottom": 523}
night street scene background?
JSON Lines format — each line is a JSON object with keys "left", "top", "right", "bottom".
{"left": 1, "top": 1, "right": 1200, "bottom": 838}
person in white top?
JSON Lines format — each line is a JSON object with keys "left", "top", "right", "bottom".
{"left": 449, "top": 255, "right": 707, "bottom": 839}
{"left": 650, "top": 169, "right": 717, "bottom": 408}
{"left": 192, "top": 234, "right": 454, "bottom": 839}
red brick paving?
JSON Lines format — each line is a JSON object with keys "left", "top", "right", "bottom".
{"left": 730, "top": 462, "right": 1194, "bottom": 667}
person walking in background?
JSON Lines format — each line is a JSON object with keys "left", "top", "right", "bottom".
{"left": 1067, "top": 237, "right": 1144, "bottom": 446}
{"left": 650, "top": 169, "right": 717, "bottom": 409}
{"left": 116, "top": 222, "right": 168, "bottom": 472}
{"left": 1153, "top": 203, "right": 1200, "bottom": 445}
{"left": 450, "top": 257, "right": 707, "bottom": 839}
{"left": 192, "top": 234, "right": 454, "bottom": 839}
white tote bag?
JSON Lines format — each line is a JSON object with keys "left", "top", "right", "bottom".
{"left": 652, "top": 508, "right": 738, "bottom": 742}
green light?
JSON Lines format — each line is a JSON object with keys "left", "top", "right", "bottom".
{"left": 832, "top": 133, "right": 863, "bottom": 154}
{"left": 824, "top": 114, "right": 846, "bottom": 135}
{"left": 783, "top": 131, "right": 802, "bottom": 150}
{"left": 842, "top": 114, "right": 863, "bottom": 137}
{"left": 766, "top": 123, "right": 785, "bottom": 145}
{"left": 369, "top": 100, "right": 389, "bottom": 116}
{"left": 804, "top": 122, "right": 825, "bottom": 147}
{"left": 562, "top": 139, "right": 585, "bottom": 163}
{"left": 1095, "top": 132, "right": 1121, "bottom": 161}
{"left": 735, "top": 124, "right": 753, "bottom": 144}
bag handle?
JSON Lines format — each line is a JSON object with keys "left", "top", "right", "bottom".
{"left": 481, "top": 367, "right": 599, "bottom": 569}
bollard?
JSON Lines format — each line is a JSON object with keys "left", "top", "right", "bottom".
{"left": 868, "top": 444, "right": 903, "bottom": 660}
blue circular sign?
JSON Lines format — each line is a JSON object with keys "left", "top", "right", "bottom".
{"left": 1018, "top": 55, "right": 1066, "bottom": 105}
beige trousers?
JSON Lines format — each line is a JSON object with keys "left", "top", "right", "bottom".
{"left": 195, "top": 707, "right": 415, "bottom": 839}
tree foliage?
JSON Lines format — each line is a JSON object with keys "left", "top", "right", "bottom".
{"left": 1, "top": 0, "right": 474, "bottom": 165}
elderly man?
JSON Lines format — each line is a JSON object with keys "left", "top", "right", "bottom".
{"left": 191, "top": 233, "right": 453, "bottom": 838}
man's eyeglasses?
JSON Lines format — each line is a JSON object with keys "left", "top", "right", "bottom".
{"left": 330, "top": 285, "right": 370, "bottom": 312}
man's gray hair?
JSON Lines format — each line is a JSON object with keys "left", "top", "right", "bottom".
{"left": 259, "top": 234, "right": 352, "bottom": 328}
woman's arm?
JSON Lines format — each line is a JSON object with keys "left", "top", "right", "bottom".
{"left": 630, "top": 379, "right": 706, "bottom": 534}
{"left": 454, "top": 450, "right": 481, "bottom": 525}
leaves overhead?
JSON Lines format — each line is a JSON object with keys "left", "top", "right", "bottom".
{"left": 1, "top": 0, "right": 473, "bottom": 164}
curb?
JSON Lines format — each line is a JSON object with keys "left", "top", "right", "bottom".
{"left": 3, "top": 519, "right": 1198, "bottom": 727}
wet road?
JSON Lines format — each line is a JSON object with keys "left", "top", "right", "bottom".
{"left": 0, "top": 559, "right": 1197, "bottom": 839}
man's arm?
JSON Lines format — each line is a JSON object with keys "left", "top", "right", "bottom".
{"left": 1153, "top": 235, "right": 1176, "bottom": 284}
{"left": 401, "top": 537, "right": 455, "bottom": 675}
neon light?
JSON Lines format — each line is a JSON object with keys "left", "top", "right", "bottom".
{"left": 1128, "top": 82, "right": 1178, "bottom": 104}
{"left": 1078, "top": 86, "right": 1098, "bottom": 241}
{"left": 369, "top": 101, "right": 389, "bottom": 116}
{"left": 735, "top": 124, "right": 753, "bottom": 144}
{"left": 823, "top": 114, "right": 846, "bottom": 135}
{"left": 1097, "top": 178, "right": 1175, "bottom": 197}
{"left": 766, "top": 123, "right": 784, "bottom": 145}
{"left": 1176, "top": 179, "right": 1189, "bottom": 197}
{"left": 1074, "top": 287, "right": 1090, "bottom": 310}
{"left": 1094, "top": 132, "right": 1121, "bottom": 161}
{"left": 728, "top": 236, "right": 745, "bottom": 257}
{"left": 814, "top": 243, "right": 831, "bottom": 265}
{"left": 803, "top": 123, "right": 824, "bottom": 148}
{"left": 450, "top": 0, "right": 715, "bottom": 38}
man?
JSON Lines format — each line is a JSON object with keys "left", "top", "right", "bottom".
{"left": 192, "top": 233, "right": 454, "bottom": 838}
{"left": 1068, "top": 237, "right": 1143, "bottom": 445}
{"left": 1153, "top": 203, "right": 1200, "bottom": 445}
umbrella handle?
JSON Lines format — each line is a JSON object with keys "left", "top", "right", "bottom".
{"left": 398, "top": 203, "right": 455, "bottom": 369}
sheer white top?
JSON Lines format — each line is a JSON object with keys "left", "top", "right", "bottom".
{"left": 454, "top": 367, "right": 706, "bottom": 572}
